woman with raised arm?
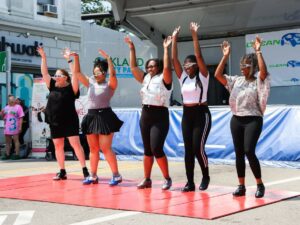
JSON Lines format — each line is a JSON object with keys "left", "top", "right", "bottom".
{"left": 36, "top": 47, "right": 89, "bottom": 181}
{"left": 124, "top": 35, "right": 173, "bottom": 190}
{"left": 172, "top": 22, "right": 211, "bottom": 192}
{"left": 72, "top": 49, "right": 123, "bottom": 186}
{"left": 214, "top": 36, "right": 270, "bottom": 198}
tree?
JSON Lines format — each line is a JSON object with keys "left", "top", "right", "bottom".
{"left": 81, "top": 0, "right": 116, "bottom": 29}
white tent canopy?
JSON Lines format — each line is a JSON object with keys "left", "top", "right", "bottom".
{"left": 110, "top": 0, "right": 300, "bottom": 44}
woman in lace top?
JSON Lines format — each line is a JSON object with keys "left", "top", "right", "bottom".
{"left": 215, "top": 36, "right": 270, "bottom": 198}
{"left": 124, "top": 35, "right": 173, "bottom": 191}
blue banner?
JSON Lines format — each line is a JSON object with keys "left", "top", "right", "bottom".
{"left": 112, "top": 106, "right": 300, "bottom": 162}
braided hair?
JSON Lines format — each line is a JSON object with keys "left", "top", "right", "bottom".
{"left": 240, "top": 53, "right": 259, "bottom": 77}
{"left": 184, "top": 55, "right": 202, "bottom": 90}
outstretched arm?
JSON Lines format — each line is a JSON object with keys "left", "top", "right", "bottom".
{"left": 72, "top": 52, "right": 89, "bottom": 88}
{"left": 163, "top": 36, "right": 172, "bottom": 85}
{"left": 62, "top": 48, "right": 79, "bottom": 95}
{"left": 190, "top": 22, "right": 208, "bottom": 77}
{"left": 99, "top": 49, "right": 117, "bottom": 90}
{"left": 37, "top": 47, "right": 51, "bottom": 88}
{"left": 171, "top": 26, "right": 183, "bottom": 79}
{"left": 214, "top": 41, "right": 230, "bottom": 86}
{"left": 124, "top": 36, "right": 144, "bottom": 83}
{"left": 252, "top": 36, "right": 268, "bottom": 81}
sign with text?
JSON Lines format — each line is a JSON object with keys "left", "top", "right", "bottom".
{"left": 246, "top": 29, "right": 300, "bottom": 86}
{"left": 31, "top": 79, "right": 50, "bottom": 154}
{"left": 0, "top": 33, "right": 42, "bottom": 66}
{"left": 0, "top": 51, "right": 6, "bottom": 72}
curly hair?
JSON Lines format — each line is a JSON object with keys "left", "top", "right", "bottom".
{"left": 145, "top": 58, "right": 163, "bottom": 74}
{"left": 93, "top": 58, "right": 108, "bottom": 74}
{"left": 240, "top": 53, "right": 259, "bottom": 77}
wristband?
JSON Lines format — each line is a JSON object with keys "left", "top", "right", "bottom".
{"left": 256, "top": 51, "right": 262, "bottom": 55}
{"left": 67, "top": 59, "right": 73, "bottom": 63}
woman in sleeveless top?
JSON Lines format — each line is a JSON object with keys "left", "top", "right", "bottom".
{"left": 172, "top": 22, "right": 212, "bottom": 192}
{"left": 37, "top": 47, "right": 89, "bottom": 181}
{"left": 124, "top": 35, "right": 173, "bottom": 190}
{"left": 72, "top": 49, "right": 123, "bottom": 186}
{"left": 214, "top": 36, "right": 270, "bottom": 198}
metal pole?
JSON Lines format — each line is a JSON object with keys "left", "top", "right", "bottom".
{"left": 6, "top": 46, "right": 11, "bottom": 100}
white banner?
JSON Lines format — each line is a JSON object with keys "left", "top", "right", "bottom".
{"left": 31, "top": 79, "right": 50, "bottom": 153}
{"left": 246, "top": 29, "right": 300, "bottom": 87}
{"left": 31, "top": 78, "right": 89, "bottom": 155}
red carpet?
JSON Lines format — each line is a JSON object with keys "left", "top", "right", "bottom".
{"left": 0, "top": 174, "right": 298, "bottom": 220}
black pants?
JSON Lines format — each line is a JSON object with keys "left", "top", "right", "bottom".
{"left": 182, "top": 105, "right": 211, "bottom": 184}
{"left": 140, "top": 106, "right": 169, "bottom": 158}
{"left": 19, "top": 125, "right": 29, "bottom": 145}
{"left": 230, "top": 115, "right": 263, "bottom": 179}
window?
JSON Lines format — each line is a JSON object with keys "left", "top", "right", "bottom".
{"left": 37, "top": 0, "right": 57, "bottom": 18}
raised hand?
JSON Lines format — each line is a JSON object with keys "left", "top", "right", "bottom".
{"left": 98, "top": 49, "right": 109, "bottom": 59}
{"left": 37, "top": 46, "right": 46, "bottom": 58}
{"left": 172, "top": 26, "right": 181, "bottom": 39}
{"left": 221, "top": 41, "right": 231, "bottom": 56}
{"left": 62, "top": 48, "right": 78, "bottom": 60}
{"left": 163, "top": 36, "right": 172, "bottom": 48}
{"left": 252, "top": 35, "right": 262, "bottom": 52}
{"left": 62, "top": 47, "right": 71, "bottom": 61}
{"left": 124, "top": 35, "right": 133, "bottom": 45}
{"left": 190, "top": 22, "right": 200, "bottom": 34}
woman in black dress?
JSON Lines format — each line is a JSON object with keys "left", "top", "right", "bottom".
{"left": 37, "top": 47, "right": 89, "bottom": 181}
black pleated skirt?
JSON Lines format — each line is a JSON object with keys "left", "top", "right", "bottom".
{"left": 81, "top": 108, "right": 123, "bottom": 135}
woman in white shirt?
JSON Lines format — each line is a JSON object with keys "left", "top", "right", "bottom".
{"left": 172, "top": 22, "right": 212, "bottom": 192}
{"left": 124, "top": 36, "right": 173, "bottom": 190}
{"left": 214, "top": 36, "right": 270, "bottom": 198}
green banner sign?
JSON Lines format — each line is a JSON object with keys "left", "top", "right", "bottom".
{"left": 0, "top": 51, "right": 6, "bottom": 72}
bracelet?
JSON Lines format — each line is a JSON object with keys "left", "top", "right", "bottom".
{"left": 256, "top": 51, "right": 262, "bottom": 55}
{"left": 67, "top": 59, "right": 73, "bottom": 63}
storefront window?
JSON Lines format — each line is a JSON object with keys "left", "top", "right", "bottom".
{"left": 11, "top": 73, "right": 34, "bottom": 108}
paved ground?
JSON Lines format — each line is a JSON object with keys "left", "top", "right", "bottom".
{"left": 0, "top": 158, "right": 299, "bottom": 225}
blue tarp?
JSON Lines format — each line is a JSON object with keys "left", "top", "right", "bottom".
{"left": 112, "top": 106, "right": 300, "bottom": 163}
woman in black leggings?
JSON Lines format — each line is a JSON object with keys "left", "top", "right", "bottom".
{"left": 215, "top": 36, "right": 270, "bottom": 198}
{"left": 124, "top": 35, "right": 173, "bottom": 190}
{"left": 172, "top": 22, "right": 211, "bottom": 192}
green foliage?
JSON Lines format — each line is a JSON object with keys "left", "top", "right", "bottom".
{"left": 81, "top": 0, "right": 116, "bottom": 29}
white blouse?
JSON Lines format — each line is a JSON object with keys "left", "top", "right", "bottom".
{"left": 140, "top": 73, "right": 172, "bottom": 107}
{"left": 225, "top": 72, "right": 270, "bottom": 116}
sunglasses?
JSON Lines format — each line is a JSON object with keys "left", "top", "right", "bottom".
{"left": 53, "top": 74, "right": 66, "bottom": 78}
{"left": 94, "top": 71, "right": 106, "bottom": 77}
{"left": 146, "top": 65, "right": 157, "bottom": 69}
{"left": 240, "top": 64, "right": 252, "bottom": 69}
{"left": 183, "top": 62, "right": 197, "bottom": 69}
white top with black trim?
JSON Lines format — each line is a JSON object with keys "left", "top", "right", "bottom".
{"left": 179, "top": 71, "right": 209, "bottom": 104}
{"left": 140, "top": 73, "right": 172, "bottom": 107}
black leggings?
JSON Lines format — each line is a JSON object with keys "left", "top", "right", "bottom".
{"left": 140, "top": 106, "right": 169, "bottom": 158}
{"left": 182, "top": 105, "right": 211, "bottom": 184}
{"left": 230, "top": 115, "right": 263, "bottom": 179}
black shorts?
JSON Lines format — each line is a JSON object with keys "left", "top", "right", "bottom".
{"left": 81, "top": 108, "right": 123, "bottom": 135}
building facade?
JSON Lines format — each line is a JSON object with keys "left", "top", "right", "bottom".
{"left": 0, "top": 0, "right": 81, "bottom": 108}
